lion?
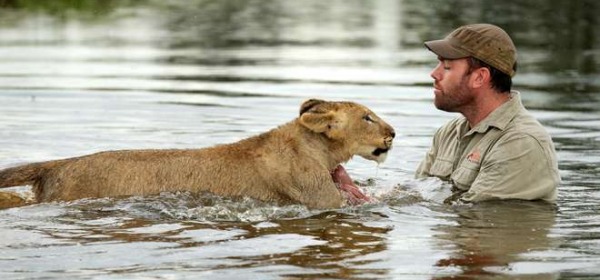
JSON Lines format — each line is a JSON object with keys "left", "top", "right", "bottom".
{"left": 0, "top": 99, "right": 395, "bottom": 209}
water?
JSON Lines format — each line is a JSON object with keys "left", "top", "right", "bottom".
{"left": 1, "top": 0, "right": 599, "bottom": 279}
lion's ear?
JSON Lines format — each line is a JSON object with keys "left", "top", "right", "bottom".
{"left": 299, "top": 99, "right": 326, "bottom": 116}
{"left": 299, "top": 99, "right": 345, "bottom": 139}
{"left": 299, "top": 110, "right": 337, "bottom": 133}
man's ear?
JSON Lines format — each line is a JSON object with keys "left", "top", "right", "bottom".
{"left": 471, "top": 67, "right": 490, "bottom": 89}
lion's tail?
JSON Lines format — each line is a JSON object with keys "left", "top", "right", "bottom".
{"left": 0, "top": 160, "right": 67, "bottom": 188}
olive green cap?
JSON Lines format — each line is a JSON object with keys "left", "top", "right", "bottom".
{"left": 424, "top": 23, "right": 517, "bottom": 77}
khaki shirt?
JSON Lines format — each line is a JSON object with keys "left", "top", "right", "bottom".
{"left": 416, "top": 91, "right": 560, "bottom": 203}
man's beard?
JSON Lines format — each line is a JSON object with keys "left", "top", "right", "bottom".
{"left": 434, "top": 75, "right": 473, "bottom": 113}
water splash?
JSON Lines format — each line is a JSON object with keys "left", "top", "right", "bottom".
{"left": 61, "top": 192, "right": 318, "bottom": 222}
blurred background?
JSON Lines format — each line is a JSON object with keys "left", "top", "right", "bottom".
{"left": 0, "top": 0, "right": 597, "bottom": 93}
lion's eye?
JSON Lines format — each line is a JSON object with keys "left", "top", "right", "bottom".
{"left": 363, "top": 114, "right": 375, "bottom": 123}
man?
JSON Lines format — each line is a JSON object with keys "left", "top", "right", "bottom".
{"left": 416, "top": 23, "right": 560, "bottom": 203}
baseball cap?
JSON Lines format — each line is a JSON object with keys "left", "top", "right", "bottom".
{"left": 424, "top": 23, "right": 517, "bottom": 77}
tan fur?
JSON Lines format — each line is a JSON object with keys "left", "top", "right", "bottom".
{"left": 0, "top": 192, "right": 28, "bottom": 209}
{"left": 0, "top": 99, "right": 395, "bottom": 209}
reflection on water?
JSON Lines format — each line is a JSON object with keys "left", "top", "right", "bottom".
{"left": 1, "top": 0, "right": 600, "bottom": 279}
{"left": 1, "top": 193, "right": 391, "bottom": 279}
{"left": 433, "top": 202, "right": 558, "bottom": 279}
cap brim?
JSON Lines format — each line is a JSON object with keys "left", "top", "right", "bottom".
{"left": 424, "top": 39, "right": 470, "bottom": 59}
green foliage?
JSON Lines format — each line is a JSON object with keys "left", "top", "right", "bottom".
{"left": 0, "top": 0, "right": 144, "bottom": 19}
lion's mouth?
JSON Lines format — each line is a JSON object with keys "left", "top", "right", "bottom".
{"left": 372, "top": 147, "right": 389, "bottom": 156}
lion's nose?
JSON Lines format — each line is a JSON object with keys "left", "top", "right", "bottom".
{"left": 387, "top": 127, "right": 395, "bottom": 139}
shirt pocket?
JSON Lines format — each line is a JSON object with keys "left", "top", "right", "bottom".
{"left": 451, "top": 161, "right": 481, "bottom": 190}
{"left": 429, "top": 158, "right": 453, "bottom": 180}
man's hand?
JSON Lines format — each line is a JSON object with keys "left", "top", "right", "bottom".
{"left": 331, "top": 165, "right": 371, "bottom": 205}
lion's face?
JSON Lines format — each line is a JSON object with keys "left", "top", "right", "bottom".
{"left": 298, "top": 99, "right": 395, "bottom": 163}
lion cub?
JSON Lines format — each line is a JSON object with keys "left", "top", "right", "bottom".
{"left": 0, "top": 99, "right": 395, "bottom": 209}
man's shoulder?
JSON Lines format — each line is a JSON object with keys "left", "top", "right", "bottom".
{"left": 492, "top": 111, "right": 558, "bottom": 170}
{"left": 503, "top": 110, "right": 554, "bottom": 145}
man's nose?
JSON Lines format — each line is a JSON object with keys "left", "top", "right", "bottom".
{"left": 430, "top": 64, "right": 441, "bottom": 81}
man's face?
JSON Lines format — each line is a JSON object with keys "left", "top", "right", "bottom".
{"left": 429, "top": 57, "right": 473, "bottom": 112}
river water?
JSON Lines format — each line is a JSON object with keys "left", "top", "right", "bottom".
{"left": 1, "top": 0, "right": 599, "bottom": 279}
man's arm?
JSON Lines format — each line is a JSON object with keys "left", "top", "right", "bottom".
{"left": 415, "top": 145, "right": 436, "bottom": 178}
{"left": 331, "top": 165, "right": 371, "bottom": 205}
{"left": 415, "top": 126, "right": 443, "bottom": 179}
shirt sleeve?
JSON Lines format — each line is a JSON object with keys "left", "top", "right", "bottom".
{"left": 460, "top": 133, "right": 559, "bottom": 203}
{"left": 415, "top": 128, "right": 440, "bottom": 179}
{"left": 415, "top": 146, "right": 435, "bottom": 179}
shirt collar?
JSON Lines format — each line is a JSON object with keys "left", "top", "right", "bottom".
{"left": 465, "top": 90, "right": 522, "bottom": 136}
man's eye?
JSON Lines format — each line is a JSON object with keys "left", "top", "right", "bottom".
{"left": 442, "top": 61, "right": 450, "bottom": 70}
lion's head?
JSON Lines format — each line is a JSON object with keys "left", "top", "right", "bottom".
{"left": 298, "top": 99, "right": 395, "bottom": 163}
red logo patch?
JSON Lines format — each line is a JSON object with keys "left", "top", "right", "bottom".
{"left": 466, "top": 148, "right": 481, "bottom": 163}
